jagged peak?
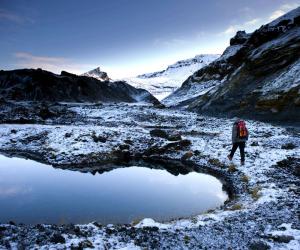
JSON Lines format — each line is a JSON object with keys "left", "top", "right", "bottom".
{"left": 82, "top": 67, "right": 110, "bottom": 81}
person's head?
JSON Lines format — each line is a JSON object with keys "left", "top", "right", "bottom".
{"left": 233, "top": 117, "right": 240, "bottom": 123}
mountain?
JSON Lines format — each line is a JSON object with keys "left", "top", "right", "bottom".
{"left": 165, "top": 7, "right": 300, "bottom": 123}
{"left": 0, "top": 69, "right": 159, "bottom": 104}
{"left": 82, "top": 67, "right": 110, "bottom": 81}
{"left": 123, "top": 54, "right": 219, "bottom": 100}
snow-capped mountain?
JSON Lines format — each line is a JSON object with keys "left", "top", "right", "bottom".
{"left": 82, "top": 67, "right": 110, "bottom": 81}
{"left": 123, "top": 54, "right": 219, "bottom": 100}
{"left": 164, "top": 7, "right": 300, "bottom": 123}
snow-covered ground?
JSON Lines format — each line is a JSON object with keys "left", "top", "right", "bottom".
{"left": 0, "top": 103, "right": 299, "bottom": 249}
{"left": 123, "top": 54, "right": 219, "bottom": 100}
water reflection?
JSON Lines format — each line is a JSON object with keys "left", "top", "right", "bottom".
{"left": 0, "top": 154, "right": 227, "bottom": 225}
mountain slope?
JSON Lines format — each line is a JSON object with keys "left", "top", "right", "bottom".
{"left": 123, "top": 54, "right": 219, "bottom": 100}
{"left": 0, "top": 69, "right": 159, "bottom": 104}
{"left": 165, "top": 7, "right": 300, "bottom": 123}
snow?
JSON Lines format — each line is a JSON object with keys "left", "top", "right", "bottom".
{"left": 217, "top": 44, "right": 243, "bottom": 61}
{"left": 82, "top": 67, "right": 109, "bottom": 81}
{"left": 163, "top": 45, "right": 245, "bottom": 106}
{"left": 135, "top": 218, "right": 169, "bottom": 229}
{"left": 250, "top": 27, "right": 300, "bottom": 61}
{"left": 0, "top": 103, "right": 299, "bottom": 249}
{"left": 0, "top": 104, "right": 298, "bottom": 206}
{"left": 260, "top": 58, "right": 300, "bottom": 96}
{"left": 162, "top": 79, "right": 219, "bottom": 106}
{"left": 123, "top": 54, "right": 219, "bottom": 100}
{"left": 266, "top": 223, "right": 300, "bottom": 250}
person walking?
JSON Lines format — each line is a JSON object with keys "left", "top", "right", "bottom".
{"left": 227, "top": 119, "right": 248, "bottom": 165}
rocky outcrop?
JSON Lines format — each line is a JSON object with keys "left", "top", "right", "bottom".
{"left": 230, "top": 31, "right": 250, "bottom": 46}
{"left": 166, "top": 7, "right": 300, "bottom": 123}
{"left": 0, "top": 68, "right": 159, "bottom": 104}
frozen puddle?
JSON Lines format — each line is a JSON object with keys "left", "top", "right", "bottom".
{"left": 0, "top": 154, "right": 228, "bottom": 225}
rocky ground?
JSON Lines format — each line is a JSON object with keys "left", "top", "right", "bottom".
{"left": 0, "top": 101, "right": 299, "bottom": 249}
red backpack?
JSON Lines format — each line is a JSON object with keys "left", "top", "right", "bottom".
{"left": 237, "top": 120, "right": 248, "bottom": 139}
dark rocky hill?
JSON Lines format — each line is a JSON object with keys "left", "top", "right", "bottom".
{"left": 165, "top": 7, "right": 300, "bottom": 123}
{"left": 0, "top": 68, "right": 159, "bottom": 104}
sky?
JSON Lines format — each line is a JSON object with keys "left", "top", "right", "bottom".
{"left": 0, "top": 0, "right": 299, "bottom": 78}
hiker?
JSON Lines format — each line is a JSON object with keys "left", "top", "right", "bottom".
{"left": 227, "top": 119, "right": 248, "bottom": 165}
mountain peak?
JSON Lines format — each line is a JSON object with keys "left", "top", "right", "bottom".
{"left": 82, "top": 67, "right": 110, "bottom": 81}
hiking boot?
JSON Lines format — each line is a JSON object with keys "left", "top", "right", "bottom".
{"left": 227, "top": 155, "right": 232, "bottom": 161}
{"left": 241, "top": 161, "right": 245, "bottom": 165}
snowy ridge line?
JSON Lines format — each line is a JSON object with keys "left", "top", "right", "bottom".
{"left": 122, "top": 54, "right": 219, "bottom": 100}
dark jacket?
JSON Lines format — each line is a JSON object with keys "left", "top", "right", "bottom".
{"left": 232, "top": 120, "right": 248, "bottom": 143}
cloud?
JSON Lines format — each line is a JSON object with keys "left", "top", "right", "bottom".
{"left": 14, "top": 52, "right": 95, "bottom": 74}
{"left": 0, "top": 186, "right": 32, "bottom": 197}
{"left": 244, "top": 18, "right": 261, "bottom": 26}
{"left": 0, "top": 8, "right": 34, "bottom": 24}
{"left": 269, "top": 3, "right": 300, "bottom": 21}
{"left": 221, "top": 18, "right": 262, "bottom": 36}
{"left": 153, "top": 37, "right": 188, "bottom": 48}
{"left": 223, "top": 26, "right": 238, "bottom": 35}
{"left": 221, "top": 2, "right": 299, "bottom": 37}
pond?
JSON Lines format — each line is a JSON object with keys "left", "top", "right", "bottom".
{"left": 0, "top": 154, "right": 228, "bottom": 225}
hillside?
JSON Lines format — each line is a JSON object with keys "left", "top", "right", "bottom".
{"left": 0, "top": 68, "right": 159, "bottom": 104}
{"left": 164, "top": 7, "right": 300, "bottom": 123}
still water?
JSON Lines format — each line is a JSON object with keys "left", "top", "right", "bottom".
{"left": 0, "top": 154, "right": 227, "bottom": 225}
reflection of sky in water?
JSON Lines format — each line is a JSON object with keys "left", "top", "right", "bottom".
{"left": 0, "top": 154, "right": 228, "bottom": 225}
{"left": 0, "top": 187, "right": 32, "bottom": 197}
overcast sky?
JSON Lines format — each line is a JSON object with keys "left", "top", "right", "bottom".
{"left": 0, "top": 0, "right": 299, "bottom": 78}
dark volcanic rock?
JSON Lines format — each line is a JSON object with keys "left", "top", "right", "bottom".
{"left": 230, "top": 31, "right": 250, "bottom": 45}
{"left": 150, "top": 129, "right": 169, "bottom": 139}
{"left": 78, "top": 240, "right": 95, "bottom": 249}
{"left": 281, "top": 142, "right": 297, "bottom": 149}
{"left": 0, "top": 68, "right": 159, "bottom": 104}
{"left": 271, "top": 235, "right": 294, "bottom": 243}
{"left": 91, "top": 132, "right": 107, "bottom": 143}
{"left": 276, "top": 157, "right": 300, "bottom": 177}
{"left": 150, "top": 129, "right": 182, "bottom": 141}
{"left": 249, "top": 240, "right": 270, "bottom": 250}
{"left": 167, "top": 133, "right": 182, "bottom": 141}
{"left": 50, "top": 233, "right": 65, "bottom": 244}
{"left": 145, "top": 139, "right": 191, "bottom": 156}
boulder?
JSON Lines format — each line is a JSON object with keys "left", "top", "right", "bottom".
{"left": 281, "top": 142, "right": 297, "bottom": 149}
{"left": 271, "top": 235, "right": 294, "bottom": 243}
{"left": 91, "top": 132, "right": 107, "bottom": 143}
{"left": 150, "top": 129, "right": 169, "bottom": 139}
{"left": 50, "top": 233, "right": 65, "bottom": 244}
{"left": 248, "top": 240, "right": 270, "bottom": 250}
{"left": 181, "top": 151, "right": 194, "bottom": 161}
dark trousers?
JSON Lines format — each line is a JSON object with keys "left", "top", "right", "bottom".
{"left": 230, "top": 142, "right": 245, "bottom": 162}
